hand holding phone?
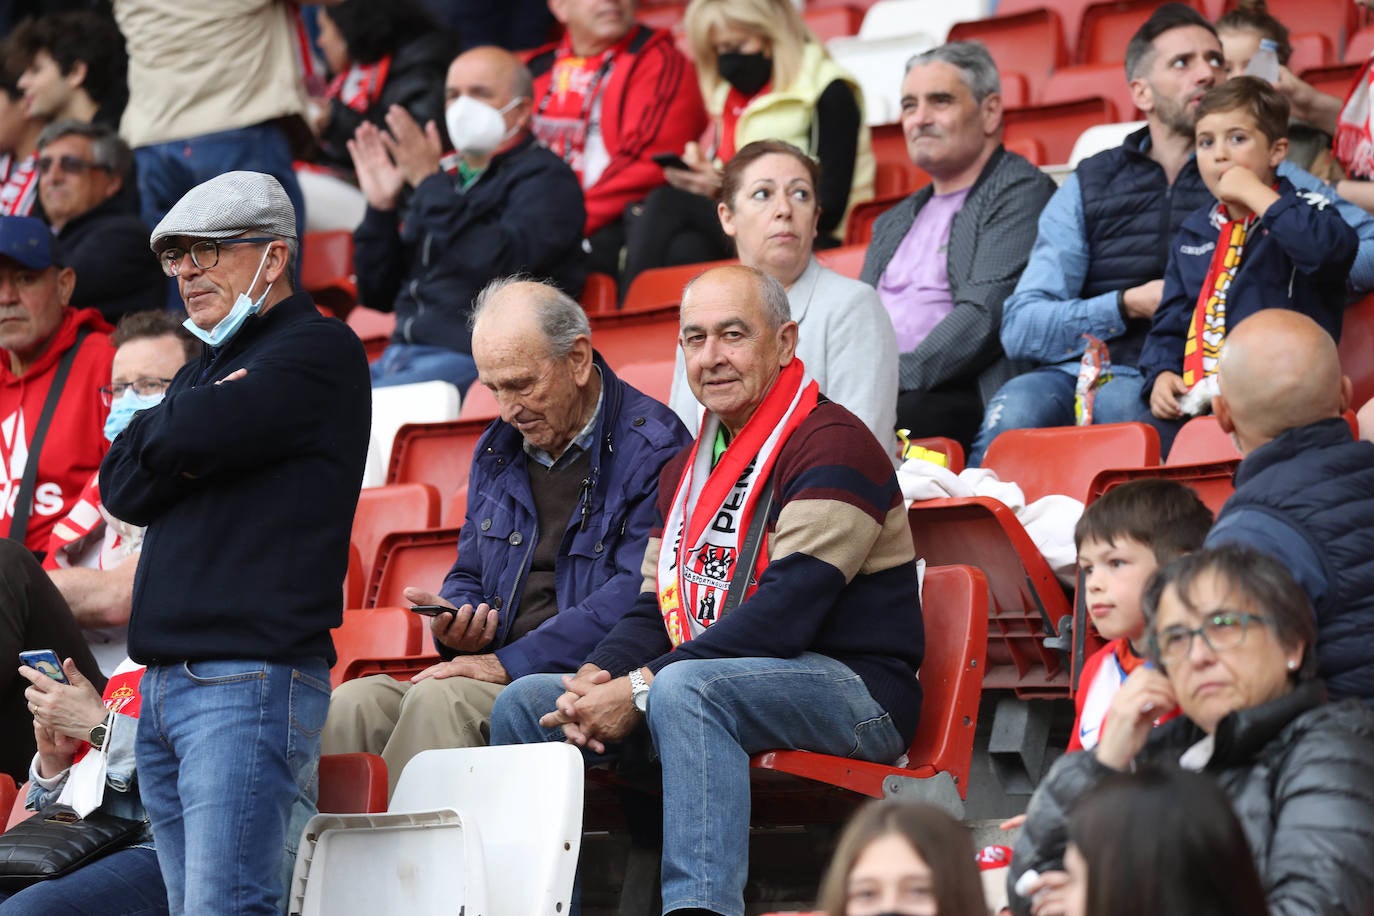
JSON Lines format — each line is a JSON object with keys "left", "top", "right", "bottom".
{"left": 409, "top": 605, "right": 448, "bottom": 617}
{"left": 652, "top": 152, "right": 691, "bottom": 172}
{"left": 19, "top": 649, "right": 70, "bottom": 684}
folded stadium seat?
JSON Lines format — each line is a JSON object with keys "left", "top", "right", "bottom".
{"left": 1340, "top": 292, "right": 1374, "bottom": 405}
{"left": 904, "top": 435, "right": 966, "bottom": 472}
{"left": 579, "top": 272, "right": 618, "bottom": 315}
{"left": 1003, "top": 96, "right": 1119, "bottom": 164}
{"left": 1000, "top": 69, "right": 1030, "bottom": 107}
{"left": 1088, "top": 459, "right": 1239, "bottom": 515}
{"left": 946, "top": 9, "right": 1069, "bottom": 101}
{"left": 1068, "top": 119, "right": 1146, "bottom": 167}
{"left": 620, "top": 258, "right": 735, "bottom": 312}
{"left": 330, "top": 606, "right": 427, "bottom": 688}
{"left": 1004, "top": 135, "right": 1046, "bottom": 166}
{"left": 1345, "top": 25, "right": 1374, "bottom": 63}
{"left": 1288, "top": 31, "right": 1335, "bottom": 72}
{"left": 352, "top": 483, "right": 441, "bottom": 586}
{"left": 588, "top": 304, "right": 683, "bottom": 370}
{"left": 981, "top": 421, "right": 1160, "bottom": 503}
{"left": 845, "top": 194, "right": 908, "bottom": 245}
{"left": 1266, "top": 0, "right": 1359, "bottom": 58}
{"left": 317, "top": 753, "right": 389, "bottom": 814}
{"left": 827, "top": 34, "right": 938, "bottom": 125}
{"left": 814, "top": 243, "right": 868, "bottom": 279}
{"left": 289, "top": 744, "right": 582, "bottom": 915}
{"left": 6, "top": 781, "right": 30, "bottom": 830}
{"left": 386, "top": 418, "right": 492, "bottom": 526}
{"left": 365, "top": 527, "right": 462, "bottom": 608}
{"left": 858, "top": 0, "right": 990, "bottom": 45}
{"left": 1299, "top": 62, "right": 1362, "bottom": 98}
{"left": 301, "top": 230, "right": 357, "bottom": 318}
{"left": 363, "top": 380, "right": 462, "bottom": 487}
{"left": 343, "top": 542, "right": 364, "bottom": 610}
{"left": 803, "top": 4, "right": 864, "bottom": 41}
{"left": 750, "top": 564, "right": 988, "bottom": 820}
{"left": 1075, "top": 0, "right": 1203, "bottom": 66}
{"left": 1039, "top": 63, "right": 1140, "bottom": 120}
{"left": 615, "top": 359, "right": 677, "bottom": 406}
{"left": 343, "top": 305, "right": 394, "bottom": 364}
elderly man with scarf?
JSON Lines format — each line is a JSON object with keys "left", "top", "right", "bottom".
{"left": 491, "top": 264, "right": 925, "bottom": 916}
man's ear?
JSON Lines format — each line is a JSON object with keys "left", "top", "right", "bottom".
{"left": 980, "top": 91, "right": 1003, "bottom": 137}
{"left": 567, "top": 334, "right": 594, "bottom": 386}
{"left": 1213, "top": 393, "right": 1234, "bottom": 433}
{"left": 777, "top": 319, "right": 798, "bottom": 365}
{"left": 262, "top": 241, "right": 290, "bottom": 285}
{"left": 55, "top": 266, "right": 76, "bottom": 305}
{"left": 1339, "top": 374, "right": 1353, "bottom": 415}
{"left": 65, "top": 60, "right": 88, "bottom": 91}
{"left": 1269, "top": 136, "right": 1289, "bottom": 170}
{"left": 1128, "top": 76, "right": 1154, "bottom": 115}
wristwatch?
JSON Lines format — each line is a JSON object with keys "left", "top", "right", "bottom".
{"left": 628, "top": 668, "right": 651, "bottom": 714}
{"left": 88, "top": 714, "right": 110, "bottom": 750}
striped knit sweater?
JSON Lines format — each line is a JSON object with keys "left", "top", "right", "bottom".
{"left": 587, "top": 400, "right": 926, "bottom": 744}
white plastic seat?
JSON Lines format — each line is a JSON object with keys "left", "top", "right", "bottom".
{"left": 827, "top": 34, "right": 936, "bottom": 125}
{"left": 1068, "top": 120, "right": 1146, "bottom": 168}
{"left": 363, "top": 380, "right": 461, "bottom": 487}
{"left": 858, "top": 0, "right": 990, "bottom": 44}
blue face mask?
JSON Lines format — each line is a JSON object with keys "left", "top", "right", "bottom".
{"left": 104, "top": 390, "right": 165, "bottom": 442}
{"left": 182, "top": 244, "right": 274, "bottom": 347}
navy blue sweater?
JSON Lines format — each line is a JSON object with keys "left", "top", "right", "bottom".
{"left": 100, "top": 292, "right": 371, "bottom": 666}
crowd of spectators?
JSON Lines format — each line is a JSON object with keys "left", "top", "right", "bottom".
{"left": 1, "top": 0, "right": 1374, "bottom": 914}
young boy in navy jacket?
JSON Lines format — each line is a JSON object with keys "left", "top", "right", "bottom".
{"left": 1139, "top": 77, "right": 1357, "bottom": 447}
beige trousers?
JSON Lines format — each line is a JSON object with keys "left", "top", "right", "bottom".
{"left": 321, "top": 674, "right": 505, "bottom": 794}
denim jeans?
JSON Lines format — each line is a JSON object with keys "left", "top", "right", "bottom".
{"left": 969, "top": 365, "right": 1148, "bottom": 466}
{"left": 136, "top": 659, "right": 331, "bottom": 916}
{"left": 370, "top": 343, "right": 478, "bottom": 394}
{"left": 0, "top": 845, "right": 168, "bottom": 914}
{"left": 491, "top": 653, "right": 905, "bottom": 916}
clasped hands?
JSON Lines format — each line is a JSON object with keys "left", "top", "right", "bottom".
{"left": 347, "top": 105, "right": 444, "bottom": 211}
{"left": 538, "top": 662, "right": 646, "bottom": 754}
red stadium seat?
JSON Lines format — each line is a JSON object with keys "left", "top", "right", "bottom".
{"left": 814, "top": 243, "right": 868, "bottom": 279}
{"left": 302, "top": 230, "right": 356, "bottom": 317}
{"left": 330, "top": 606, "right": 427, "bottom": 688}
{"left": 869, "top": 122, "right": 932, "bottom": 198}
{"left": 981, "top": 422, "right": 1161, "bottom": 504}
{"left": 615, "top": 359, "right": 676, "bottom": 406}
{"left": 1004, "top": 97, "right": 1120, "bottom": 164}
{"left": 344, "top": 542, "right": 364, "bottom": 610}
{"left": 1004, "top": 135, "right": 1046, "bottom": 166}
{"left": 1288, "top": 32, "right": 1334, "bottom": 73}
{"left": 366, "top": 527, "right": 461, "bottom": 608}
{"left": 804, "top": 4, "right": 864, "bottom": 40}
{"left": 0, "top": 776, "right": 15, "bottom": 831}
{"left": 345, "top": 306, "right": 395, "bottom": 364}
{"left": 459, "top": 383, "right": 500, "bottom": 420}
{"left": 580, "top": 272, "right": 619, "bottom": 315}
{"left": 1254, "top": 0, "right": 1358, "bottom": 59}
{"left": 1000, "top": 70, "right": 1031, "bottom": 108}
{"left": 845, "top": 193, "right": 908, "bottom": 246}
{"left": 1166, "top": 415, "right": 1241, "bottom": 465}
{"left": 1088, "top": 459, "right": 1239, "bottom": 515}
{"left": 352, "top": 483, "right": 441, "bottom": 585}
{"left": 386, "top": 418, "right": 492, "bottom": 526}
{"left": 341, "top": 654, "right": 443, "bottom": 682}
{"left": 1299, "top": 63, "right": 1361, "bottom": 99}
{"left": 947, "top": 9, "right": 1069, "bottom": 100}
{"left": 904, "top": 435, "right": 966, "bottom": 473}
{"left": 1340, "top": 292, "right": 1374, "bottom": 407}
{"left": 1076, "top": 0, "right": 1202, "bottom": 65}
{"left": 637, "top": 3, "right": 683, "bottom": 29}
{"left": 1345, "top": 25, "right": 1374, "bottom": 63}
{"left": 621, "top": 259, "right": 735, "bottom": 313}
{"left": 6, "top": 781, "right": 30, "bottom": 830}
{"left": 318, "top": 753, "right": 389, "bottom": 813}
{"left": 1039, "top": 63, "right": 1139, "bottom": 120}
{"left": 750, "top": 564, "right": 988, "bottom": 817}
{"left": 588, "top": 304, "right": 683, "bottom": 370}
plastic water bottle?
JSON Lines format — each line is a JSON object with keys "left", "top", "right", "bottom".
{"left": 1245, "top": 38, "right": 1281, "bottom": 84}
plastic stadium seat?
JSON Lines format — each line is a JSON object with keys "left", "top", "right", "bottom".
{"left": 1076, "top": 0, "right": 1201, "bottom": 65}
{"left": 302, "top": 231, "right": 356, "bottom": 317}
{"left": 982, "top": 422, "right": 1161, "bottom": 504}
{"left": 815, "top": 243, "right": 868, "bottom": 279}
{"left": 1166, "top": 416, "right": 1241, "bottom": 465}
{"left": 1003, "top": 96, "right": 1120, "bottom": 164}
{"left": 1299, "top": 63, "right": 1361, "bottom": 99}
{"left": 459, "top": 383, "right": 500, "bottom": 420}
{"left": 352, "top": 483, "right": 441, "bottom": 585}
{"left": 621, "top": 259, "right": 735, "bottom": 313}
{"left": 344, "top": 305, "right": 394, "bottom": 364}
{"left": 0, "top": 776, "right": 14, "bottom": 831}
{"left": 318, "top": 753, "right": 389, "bottom": 814}
{"left": 1068, "top": 119, "right": 1145, "bottom": 167}
{"left": 845, "top": 193, "right": 907, "bottom": 246}
{"left": 330, "top": 606, "right": 427, "bottom": 688}
{"left": 1289, "top": 31, "right": 1334, "bottom": 72}
{"left": 1088, "top": 459, "right": 1239, "bottom": 515}
{"left": 637, "top": 3, "right": 683, "bottom": 29}
{"left": 386, "top": 418, "right": 492, "bottom": 526}
{"left": 804, "top": 4, "right": 864, "bottom": 41}
{"left": 869, "top": 122, "right": 932, "bottom": 196}
{"left": 6, "top": 781, "right": 30, "bottom": 830}
{"left": 859, "top": 0, "right": 989, "bottom": 44}
{"left": 344, "top": 542, "right": 364, "bottom": 610}
{"left": 999, "top": 70, "right": 1030, "bottom": 108}
{"left": 1341, "top": 292, "right": 1374, "bottom": 407}
{"left": 1004, "top": 135, "right": 1046, "bottom": 166}
{"left": 1261, "top": 0, "right": 1358, "bottom": 58}
{"left": 588, "top": 304, "right": 683, "bottom": 370}
{"left": 947, "top": 9, "right": 1069, "bottom": 100}
{"left": 827, "top": 34, "right": 938, "bottom": 125}
{"left": 365, "top": 380, "right": 461, "bottom": 487}
{"left": 1346, "top": 25, "right": 1374, "bottom": 63}
{"left": 579, "top": 272, "right": 618, "bottom": 315}
{"left": 365, "top": 527, "right": 461, "bottom": 608}
{"left": 905, "top": 435, "right": 966, "bottom": 473}
{"left": 1039, "top": 63, "right": 1139, "bottom": 120}
{"left": 616, "top": 359, "right": 676, "bottom": 406}
{"left": 750, "top": 564, "right": 988, "bottom": 818}
{"left": 342, "top": 653, "right": 443, "bottom": 683}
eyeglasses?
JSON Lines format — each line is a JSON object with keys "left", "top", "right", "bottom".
{"left": 1152, "top": 612, "right": 1268, "bottom": 664}
{"left": 35, "top": 155, "right": 108, "bottom": 176}
{"left": 159, "top": 237, "right": 275, "bottom": 277}
{"left": 98, "top": 377, "right": 174, "bottom": 406}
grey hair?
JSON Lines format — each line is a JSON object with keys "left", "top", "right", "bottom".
{"left": 469, "top": 274, "right": 591, "bottom": 357}
{"left": 682, "top": 265, "right": 791, "bottom": 329}
{"left": 36, "top": 118, "right": 133, "bottom": 180}
{"left": 905, "top": 41, "right": 1001, "bottom": 102}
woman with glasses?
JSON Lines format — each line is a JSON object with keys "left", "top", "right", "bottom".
{"left": 1008, "top": 545, "right": 1374, "bottom": 916}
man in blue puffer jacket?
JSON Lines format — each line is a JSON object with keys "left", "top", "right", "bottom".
{"left": 323, "top": 277, "right": 691, "bottom": 790}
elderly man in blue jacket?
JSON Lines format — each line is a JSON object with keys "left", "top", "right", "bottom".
{"left": 323, "top": 277, "right": 691, "bottom": 791}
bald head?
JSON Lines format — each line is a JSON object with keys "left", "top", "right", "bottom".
{"left": 1215, "top": 310, "right": 1351, "bottom": 453}
{"left": 447, "top": 46, "right": 534, "bottom": 107}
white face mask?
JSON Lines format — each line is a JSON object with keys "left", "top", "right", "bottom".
{"left": 445, "top": 95, "right": 523, "bottom": 158}
{"left": 182, "top": 243, "right": 273, "bottom": 348}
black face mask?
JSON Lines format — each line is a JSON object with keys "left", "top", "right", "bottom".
{"left": 717, "top": 51, "right": 772, "bottom": 96}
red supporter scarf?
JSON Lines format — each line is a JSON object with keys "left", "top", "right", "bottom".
{"left": 72, "top": 663, "right": 145, "bottom": 765}
{"left": 0, "top": 153, "right": 39, "bottom": 216}
{"left": 657, "top": 359, "right": 817, "bottom": 646}
{"left": 1335, "top": 57, "right": 1374, "bottom": 180}
{"left": 326, "top": 56, "right": 393, "bottom": 114}
{"left": 1182, "top": 207, "right": 1252, "bottom": 388}
{"left": 532, "top": 31, "right": 635, "bottom": 180}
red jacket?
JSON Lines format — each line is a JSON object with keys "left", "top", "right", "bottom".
{"left": 0, "top": 307, "right": 114, "bottom": 554}
{"left": 526, "top": 26, "right": 708, "bottom": 236}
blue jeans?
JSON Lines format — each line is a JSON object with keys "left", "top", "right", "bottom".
{"left": 0, "top": 846, "right": 168, "bottom": 914}
{"left": 491, "top": 653, "right": 905, "bottom": 916}
{"left": 970, "top": 366, "right": 1148, "bottom": 466}
{"left": 370, "top": 343, "right": 478, "bottom": 394}
{"left": 136, "top": 660, "right": 331, "bottom": 916}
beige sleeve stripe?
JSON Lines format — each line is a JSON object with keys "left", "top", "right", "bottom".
{"left": 769, "top": 499, "right": 914, "bottom": 581}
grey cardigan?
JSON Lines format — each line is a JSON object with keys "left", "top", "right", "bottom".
{"left": 860, "top": 145, "right": 1056, "bottom": 404}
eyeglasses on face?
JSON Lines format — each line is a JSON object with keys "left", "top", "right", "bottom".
{"left": 159, "top": 237, "right": 275, "bottom": 277}
{"left": 36, "top": 155, "right": 109, "bottom": 176}
{"left": 1152, "top": 612, "right": 1269, "bottom": 663}
{"left": 98, "top": 376, "right": 174, "bottom": 406}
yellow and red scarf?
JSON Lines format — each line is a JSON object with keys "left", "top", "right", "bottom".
{"left": 1182, "top": 209, "right": 1253, "bottom": 388}
{"left": 657, "top": 359, "right": 817, "bottom": 646}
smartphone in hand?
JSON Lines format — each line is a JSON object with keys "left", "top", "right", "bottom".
{"left": 409, "top": 605, "right": 449, "bottom": 617}
{"left": 19, "top": 649, "right": 70, "bottom": 684}
{"left": 652, "top": 152, "right": 691, "bottom": 172}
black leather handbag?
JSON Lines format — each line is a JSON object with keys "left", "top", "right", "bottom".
{"left": 0, "top": 804, "right": 144, "bottom": 889}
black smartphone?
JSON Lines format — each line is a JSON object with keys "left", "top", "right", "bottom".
{"left": 19, "top": 649, "right": 70, "bottom": 684}
{"left": 409, "top": 605, "right": 449, "bottom": 617}
{"left": 652, "top": 152, "right": 691, "bottom": 171}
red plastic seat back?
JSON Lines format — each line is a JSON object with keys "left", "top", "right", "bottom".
{"left": 622, "top": 259, "right": 736, "bottom": 313}
{"left": 1167, "top": 416, "right": 1241, "bottom": 465}
{"left": 330, "top": 606, "right": 427, "bottom": 687}
{"left": 616, "top": 359, "right": 676, "bottom": 406}
{"left": 1088, "top": 459, "right": 1238, "bottom": 515}
{"left": 579, "top": 272, "right": 619, "bottom": 315}
{"left": 1345, "top": 25, "right": 1374, "bottom": 63}
{"left": 352, "top": 483, "right": 441, "bottom": 584}
{"left": 1264, "top": 0, "right": 1358, "bottom": 57}
{"left": 6, "top": 780, "right": 29, "bottom": 830}
{"left": 301, "top": 230, "right": 356, "bottom": 316}
{"left": 588, "top": 304, "right": 683, "bottom": 371}
{"left": 318, "top": 753, "right": 389, "bottom": 813}
{"left": 1003, "top": 96, "right": 1120, "bottom": 164}
{"left": 0, "top": 776, "right": 15, "bottom": 832}
{"left": 1299, "top": 63, "right": 1362, "bottom": 99}
{"left": 1339, "top": 293, "right": 1374, "bottom": 407}
{"left": 460, "top": 383, "right": 500, "bottom": 421}
{"left": 344, "top": 542, "right": 364, "bottom": 610}
{"left": 1076, "top": 0, "right": 1200, "bottom": 65}
{"left": 1288, "top": 31, "right": 1334, "bottom": 72}
{"left": 1039, "top": 63, "right": 1140, "bottom": 121}
{"left": 947, "top": 9, "right": 1068, "bottom": 99}
{"left": 815, "top": 244, "right": 868, "bottom": 280}
{"left": 803, "top": 4, "right": 863, "bottom": 40}
{"left": 386, "top": 418, "right": 491, "bottom": 525}
{"left": 845, "top": 193, "right": 908, "bottom": 246}
{"left": 982, "top": 422, "right": 1161, "bottom": 503}
{"left": 366, "top": 527, "right": 462, "bottom": 608}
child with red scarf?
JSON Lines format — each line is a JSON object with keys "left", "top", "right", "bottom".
{"left": 1138, "top": 77, "right": 1357, "bottom": 454}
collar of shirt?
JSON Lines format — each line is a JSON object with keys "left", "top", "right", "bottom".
{"left": 523, "top": 366, "right": 604, "bottom": 469}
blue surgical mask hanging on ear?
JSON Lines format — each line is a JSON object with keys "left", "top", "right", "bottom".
{"left": 182, "top": 243, "right": 274, "bottom": 348}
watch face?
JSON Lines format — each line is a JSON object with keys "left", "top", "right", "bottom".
{"left": 89, "top": 723, "right": 107, "bottom": 748}
{"left": 633, "top": 690, "right": 649, "bottom": 713}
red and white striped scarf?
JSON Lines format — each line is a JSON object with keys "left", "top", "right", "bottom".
{"left": 0, "top": 153, "right": 40, "bottom": 216}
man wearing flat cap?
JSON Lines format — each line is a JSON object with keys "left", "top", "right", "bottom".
{"left": 0, "top": 214, "right": 114, "bottom": 557}
{"left": 100, "top": 171, "right": 371, "bottom": 915}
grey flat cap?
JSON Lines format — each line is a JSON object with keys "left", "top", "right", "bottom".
{"left": 150, "top": 171, "right": 297, "bottom": 251}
